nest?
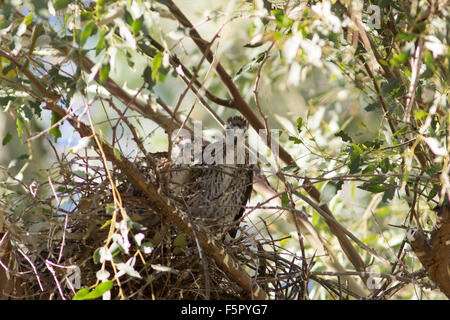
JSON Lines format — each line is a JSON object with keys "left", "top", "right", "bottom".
{"left": 0, "top": 152, "right": 310, "bottom": 300}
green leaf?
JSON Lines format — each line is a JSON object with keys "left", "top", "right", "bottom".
{"left": 427, "top": 185, "right": 439, "bottom": 200}
{"left": 96, "top": 30, "right": 106, "bottom": 55}
{"left": 349, "top": 145, "right": 362, "bottom": 174}
{"left": 113, "top": 148, "right": 121, "bottom": 160}
{"left": 335, "top": 130, "right": 352, "bottom": 142}
{"left": 99, "top": 64, "right": 110, "bottom": 84}
{"left": 28, "top": 100, "right": 42, "bottom": 118}
{"left": 392, "top": 125, "right": 408, "bottom": 137}
{"left": 358, "top": 183, "right": 386, "bottom": 193}
{"left": 87, "top": 280, "right": 113, "bottom": 299}
{"left": 16, "top": 118, "right": 24, "bottom": 143}
{"left": 382, "top": 185, "right": 395, "bottom": 202}
{"left": 282, "top": 164, "right": 299, "bottom": 172}
{"left": 378, "top": 59, "right": 389, "bottom": 66}
{"left": 49, "top": 111, "right": 62, "bottom": 142}
{"left": 381, "top": 78, "right": 400, "bottom": 95}
{"left": 80, "top": 21, "right": 96, "bottom": 47}
{"left": 72, "top": 288, "right": 90, "bottom": 300}
{"left": 389, "top": 52, "right": 408, "bottom": 66}
{"left": 380, "top": 158, "right": 390, "bottom": 173}
{"left": 155, "top": 0, "right": 171, "bottom": 6}
{"left": 296, "top": 117, "right": 303, "bottom": 132}
{"left": 413, "top": 21, "right": 426, "bottom": 33}
{"left": 426, "top": 164, "right": 442, "bottom": 175}
{"left": 396, "top": 32, "right": 416, "bottom": 41}
{"left": 349, "top": 154, "right": 360, "bottom": 173}
{"left": 414, "top": 109, "right": 427, "bottom": 120}
{"left": 234, "top": 52, "right": 266, "bottom": 79}
{"left": 142, "top": 65, "right": 156, "bottom": 89}
{"left": 288, "top": 136, "right": 301, "bottom": 144}
{"left": 173, "top": 233, "right": 187, "bottom": 249}
{"left": 362, "top": 163, "right": 376, "bottom": 174}
{"left": 93, "top": 248, "right": 101, "bottom": 264}
{"left": 281, "top": 192, "right": 289, "bottom": 207}
{"left": 365, "top": 102, "right": 381, "bottom": 112}
{"left": 152, "top": 52, "right": 162, "bottom": 80}
{"left": 173, "top": 233, "right": 187, "bottom": 254}
{"left": 54, "top": 0, "right": 71, "bottom": 10}
{"left": 272, "top": 10, "right": 292, "bottom": 28}
{"left": 352, "top": 143, "right": 363, "bottom": 154}
{"left": 244, "top": 42, "right": 265, "bottom": 48}
{"left": 132, "top": 18, "right": 143, "bottom": 35}
{"left": 423, "top": 51, "right": 437, "bottom": 78}
{"left": 24, "top": 13, "right": 34, "bottom": 25}
{"left": 2, "top": 133, "right": 12, "bottom": 146}
{"left": 99, "top": 220, "right": 111, "bottom": 230}
{"left": 320, "top": 181, "right": 343, "bottom": 205}
{"left": 73, "top": 281, "right": 113, "bottom": 300}
{"left": 105, "top": 204, "right": 115, "bottom": 215}
{"left": 255, "top": 52, "right": 266, "bottom": 63}
{"left": 392, "top": 84, "right": 406, "bottom": 98}
{"left": 80, "top": 12, "right": 93, "bottom": 22}
{"left": 363, "top": 139, "right": 383, "bottom": 150}
{"left": 17, "top": 104, "right": 33, "bottom": 121}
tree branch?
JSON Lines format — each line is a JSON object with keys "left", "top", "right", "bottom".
{"left": 407, "top": 204, "right": 450, "bottom": 298}
{"left": 163, "top": 0, "right": 369, "bottom": 279}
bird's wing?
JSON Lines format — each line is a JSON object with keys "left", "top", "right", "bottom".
{"left": 235, "top": 165, "right": 254, "bottom": 222}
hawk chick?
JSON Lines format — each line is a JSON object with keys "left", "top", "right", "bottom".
{"left": 185, "top": 116, "right": 253, "bottom": 237}
{"left": 127, "top": 116, "right": 253, "bottom": 238}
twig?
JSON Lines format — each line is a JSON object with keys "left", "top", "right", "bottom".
{"left": 291, "top": 189, "right": 387, "bottom": 263}
{"left": 403, "top": 38, "right": 424, "bottom": 123}
{"left": 45, "top": 260, "right": 67, "bottom": 300}
{"left": 18, "top": 248, "right": 44, "bottom": 292}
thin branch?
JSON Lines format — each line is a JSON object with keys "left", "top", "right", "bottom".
{"left": 403, "top": 38, "right": 424, "bottom": 123}
{"left": 144, "top": 36, "right": 234, "bottom": 108}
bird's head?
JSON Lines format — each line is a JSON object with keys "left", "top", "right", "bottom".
{"left": 225, "top": 116, "right": 248, "bottom": 143}
{"left": 223, "top": 116, "right": 248, "bottom": 165}
{"left": 225, "top": 116, "right": 248, "bottom": 131}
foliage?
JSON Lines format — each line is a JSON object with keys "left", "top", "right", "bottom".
{"left": 0, "top": 0, "right": 449, "bottom": 300}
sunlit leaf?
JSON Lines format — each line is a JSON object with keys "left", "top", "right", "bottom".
{"left": 80, "top": 21, "right": 96, "bottom": 47}
{"left": 152, "top": 52, "right": 162, "bottom": 80}
{"left": 75, "top": 281, "right": 113, "bottom": 300}
{"left": 132, "top": 18, "right": 143, "bottom": 35}
{"left": 99, "top": 64, "right": 110, "bottom": 84}
{"left": 72, "top": 288, "right": 90, "bottom": 300}
{"left": 96, "top": 30, "right": 106, "bottom": 56}
{"left": 296, "top": 117, "right": 303, "bottom": 132}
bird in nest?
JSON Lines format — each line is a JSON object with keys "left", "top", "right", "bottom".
{"left": 129, "top": 116, "right": 254, "bottom": 239}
